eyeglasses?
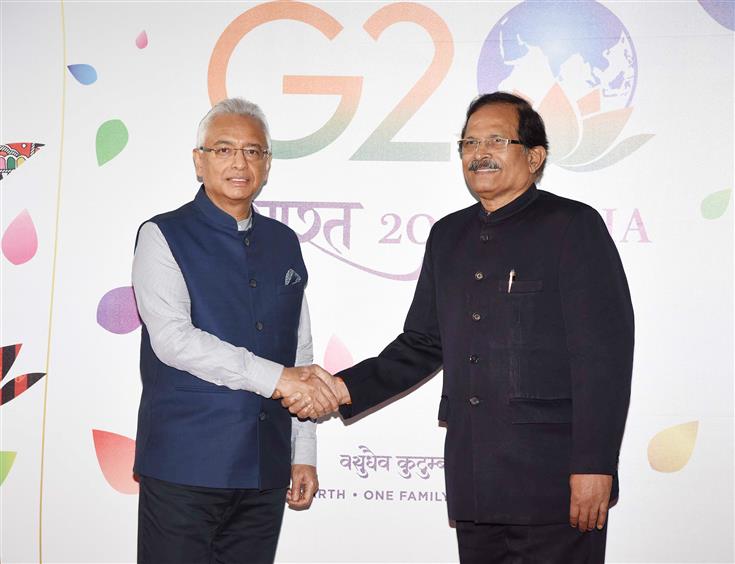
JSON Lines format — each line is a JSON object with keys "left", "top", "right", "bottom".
{"left": 198, "top": 145, "right": 271, "bottom": 161}
{"left": 457, "top": 136, "right": 523, "bottom": 155}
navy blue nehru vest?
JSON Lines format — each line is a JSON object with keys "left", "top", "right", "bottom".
{"left": 133, "top": 187, "right": 307, "bottom": 489}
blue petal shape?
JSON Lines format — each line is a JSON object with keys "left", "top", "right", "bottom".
{"left": 67, "top": 64, "right": 97, "bottom": 85}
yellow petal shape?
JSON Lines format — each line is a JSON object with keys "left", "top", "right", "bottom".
{"left": 647, "top": 421, "right": 699, "bottom": 473}
{"left": 537, "top": 83, "right": 579, "bottom": 163}
{"left": 559, "top": 107, "right": 632, "bottom": 166}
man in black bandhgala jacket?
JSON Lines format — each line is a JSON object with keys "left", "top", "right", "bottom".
{"left": 284, "top": 92, "right": 634, "bottom": 563}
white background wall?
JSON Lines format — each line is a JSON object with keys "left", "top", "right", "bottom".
{"left": 1, "top": 1, "right": 732, "bottom": 562}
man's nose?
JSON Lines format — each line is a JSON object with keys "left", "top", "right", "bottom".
{"left": 231, "top": 149, "right": 248, "bottom": 167}
{"left": 477, "top": 139, "right": 493, "bottom": 155}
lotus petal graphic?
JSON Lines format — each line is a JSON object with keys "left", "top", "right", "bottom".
{"left": 532, "top": 84, "right": 653, "bottom": 172}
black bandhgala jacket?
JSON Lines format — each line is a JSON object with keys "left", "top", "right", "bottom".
{"left": 338, "top": 184, "right": 634, "bottom": 525}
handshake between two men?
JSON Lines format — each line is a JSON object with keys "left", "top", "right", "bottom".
{"left": 271, "top": 365, "right": 351, "bottom": 419}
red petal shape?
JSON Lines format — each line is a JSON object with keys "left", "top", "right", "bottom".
{"left": 92, "top": 429, "right": 139, "bottom": 494}
{"left": 1, "top": 372, "right": 45, "bottom": 405}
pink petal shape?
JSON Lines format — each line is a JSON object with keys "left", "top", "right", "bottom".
{"left": 577, "top": 89, "right": 601, "bottom": 117}
{"left": 536, "top": 84, "right": 580, "bottom": 163}
{"left": 559, "top": 107, "right": 633, "bottom": 166}
{"left": 96, "top": 286, "right": 142, "bottom": 334}
{"left": 323, "top": 335, "right": 354, "bottom": 375}
{"left": 135, "top": 31, "right": 148, "bottom": 49}
{"left": 92, "top": 429, "right": 139, "bottom": 494}
{"left": 2, "top": 209, "right": 38, "bottom": 265}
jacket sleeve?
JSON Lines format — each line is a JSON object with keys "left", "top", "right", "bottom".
{"left": 559, "top": 206, "right": 634, "bottom": 475}
{"left": 338, "top": 228, "right": 443, "bottom": 419}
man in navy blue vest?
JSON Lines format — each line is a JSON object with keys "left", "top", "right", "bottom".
{"left": 284, "top": 92, "right": 634, "bottom": 563}
{"left": 132, "top": 98, "right": 338, "bottom": 563}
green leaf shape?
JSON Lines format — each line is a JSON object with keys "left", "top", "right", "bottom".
{"left": 96, "top": 119, "right": 129, "bottom": 166}
{"left": 558, "top": 134, "right": 654, "bottom": 173}
{"left": 0, "top": 451, "right": 17, "bottom": 485}
{"left": 701, "top": 189, "right": 732, "bottom": 220}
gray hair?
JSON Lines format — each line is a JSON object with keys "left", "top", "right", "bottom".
{"left": 196, "top": 98, "right": 271, "bottom": 148}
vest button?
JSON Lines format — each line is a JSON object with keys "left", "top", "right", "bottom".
{"left": 255, "top": 321, "right": 264, "bottom": 331}
{"left": 472, "top": 312, "right": 481, "bottom": 321}
{"left": 480, "top": 233, "right": 490, "bottom": 243}
{"left": 469, "top": 354, "right": 479, "bottom": 364}
{"left": 258, "top": 411, "right": 267, "bottom": 421}
{"left": 468, "top": 396, "right": 481, "bottom": 406}
{"left": 474, "top": 271, "right": 484, "bottom": 280}
{"left": 249, "top": 279, "right": 257, "bottom": 288}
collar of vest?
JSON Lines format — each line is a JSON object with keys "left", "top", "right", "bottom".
{"left": 194, "top": 185, "right": 258, "bottom": 232}
{"left": 477, "top": 183, "right": 538, "bottom": 225}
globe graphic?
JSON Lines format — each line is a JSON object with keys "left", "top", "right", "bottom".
{"left": 477, "top": 1, "right": 637, "bottom": 113}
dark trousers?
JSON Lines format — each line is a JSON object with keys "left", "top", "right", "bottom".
{"left": 138, "top": 475, "right": 287, "bottom": 564}
{"left": 456, "top": 521, "right": 608, "bottom": 564}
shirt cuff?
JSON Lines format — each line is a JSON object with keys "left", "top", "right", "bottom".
{"left": 245, "top": 355, "right": 283, "bottom": 398}
{"left": 291, "top": 419, "right": 317, "bottom": 466}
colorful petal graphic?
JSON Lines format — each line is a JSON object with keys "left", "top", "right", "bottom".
{"left": 648, "top": 421, "right": 699, "bottom": 473}
{"left": 136, "top": 30, "right": 148, "bottom": 49}
{"left": 0, "top": 142, "right": 44, "bottom": 181}
{"left": 96, "top": 286, "right": 141, "bottom": 334}
{"left": 701, "top": 189, "right": 732, "bottom": 220}
{"left": 698, "top": 1, "right": 735, "bottom": 30}
{"left": 559, "top": 134, "right": 654, "bottom": 173}
{"left": 0, "top": 452, "right": 17, "bottom": 486}
{"left": 67, "top": 64, "right": 98, "bottom": 85}
{"left": 537, "top": 83, "right": 580, "bottom": 162}
{"left": 2, "top": 209, "right": 38, "bottom": 265}
{"left": 96, "top": 119, "right": 129, "bottom": 166}
{"left": 323, "top": 335, "right": 354, "bottom": 375}
{"left": 558, "top": 107, "right": 633, "bottom": 167}
{"left": 92, "top": 430, "right": 139, "bottom": 494}
{"left": 1, "top": 373, "right": 45, "bottom": 406}
{"left": 1, "top": 344, "right": 22, "bottom": 381}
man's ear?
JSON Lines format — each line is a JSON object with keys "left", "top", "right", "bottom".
{"left": 262, "top": 153, "right": 272, "bottom": 183}
{"left": 192, "top": 148, "right": 203, "bottom": 182}
{"left": 527, "top": 146, "right": 547, "bottom": 175}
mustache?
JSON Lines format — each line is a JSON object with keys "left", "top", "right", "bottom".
{"left": 468, "top": 157, "right": 501, "bottom": 172}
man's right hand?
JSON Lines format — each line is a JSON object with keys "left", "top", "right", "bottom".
{"left": 279, "top": 365, "right": 351, "bottom": 418}
{"left": 272, "top": 366, "right": 339, "bottom": 419}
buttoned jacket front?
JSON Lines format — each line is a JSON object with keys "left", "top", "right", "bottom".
{"left": 339, "top": 185, "right": 634, "bottom": 524}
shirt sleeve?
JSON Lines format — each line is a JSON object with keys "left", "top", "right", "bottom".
{"left": 132, "top": 221, "right": 283, "bottom": 397}
{"left": 291, "top": 297, "right": 317, "bottom": 466}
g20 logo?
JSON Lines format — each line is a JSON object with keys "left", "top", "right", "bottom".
{"left": 207, "top": 1, "right": 453, "bottom": 161}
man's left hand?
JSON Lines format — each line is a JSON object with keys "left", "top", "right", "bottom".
{"left": 287, "top": 464, "right": 318, "bottom": 510}
{"left": 569, "top": 473, "right": 612, "bottom": 532}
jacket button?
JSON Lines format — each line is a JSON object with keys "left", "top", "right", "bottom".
{"left": 469, "top": 354, "right": 479, "bottom": 364}
{"left": 468, "top": 396, "right": 481, "bottom": 406}
{"left": 255, "top": 321, "right": 264, "bottom": 331}
{"left": 480, "top": 233, "right": 490, "bottom": 243}
{"left": 474, "top": 271, "right": 484, "bottom": 280}
{"left": 249, "top": 279, "right": 257, "bottom": 288}
{"left": 472, "top": 312, "right": 481, "bottom": 321}
{"left": 244, "top": 237, "right": 251, "bottom": 247}
{"left": 258, "top": 411, "right": 267, "bottom": 421}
